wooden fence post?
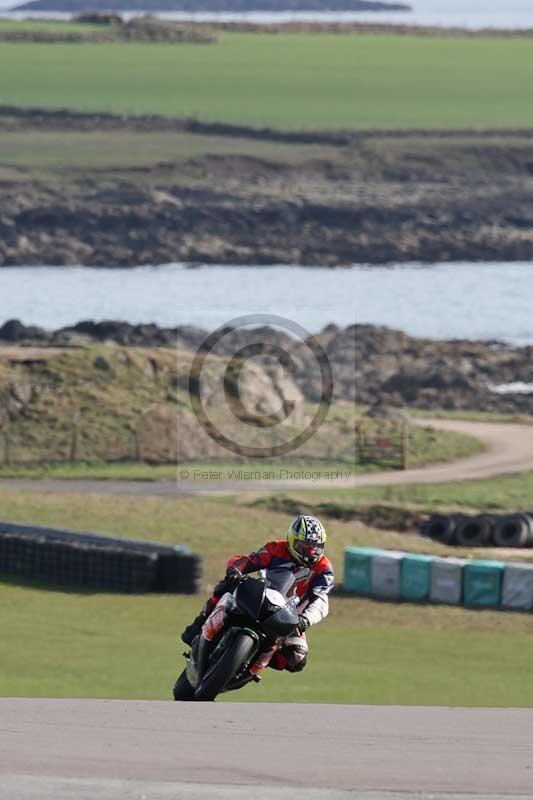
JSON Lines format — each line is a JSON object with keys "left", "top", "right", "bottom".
{"left": 401, "top": 421, "right": 409, "bottom": 470}
{"left": 70, "top": 426, "right": 78, "bottom": 463}
{"left": 356, "top": 422, "right": 364, "bottom": 463}
{"left": 133, "top": 429, "right": 141, "bottom": 462}
{"left": 69, "top": 412, "right": 80, "bottom": 463}
{"left": 4, "top": 430, "right": 11, "bottom": 466}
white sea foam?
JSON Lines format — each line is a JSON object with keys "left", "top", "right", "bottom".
{"left": 490, "top": 382, "right": 533, "bottom": 395}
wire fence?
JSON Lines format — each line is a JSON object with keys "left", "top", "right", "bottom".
{"left": 0, "top": 413, "right": 357, "bottom": 467}
{"left": 0, "top": 427, "right": 148, "bottom": 466}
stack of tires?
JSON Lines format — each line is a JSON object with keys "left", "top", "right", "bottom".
{"left": 0, "top": 520, "right": 203, "bottom": 592}
{"left": 422, "top": 512, "right": 533, "bottom": 548}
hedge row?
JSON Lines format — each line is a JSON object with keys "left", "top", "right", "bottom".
{"left": 0, "top": 520, "right": 202, "bottom": 593}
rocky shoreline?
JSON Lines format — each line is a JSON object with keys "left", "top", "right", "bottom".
{"left": 3, "top": 319, "right": 533, "bottom": 414}
{"left": 2, "top": 110, "right": 533, "bottom": 267}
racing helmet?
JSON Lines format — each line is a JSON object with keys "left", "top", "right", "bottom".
{"left": 287, "top": 514, "right": 327, "bottom": 566}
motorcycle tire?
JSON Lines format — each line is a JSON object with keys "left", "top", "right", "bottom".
{"left": 194, "top": 632, "right": 256, "bottom": 702}
{"left": 173, "top": 669, "right": 196, "bottom": 701}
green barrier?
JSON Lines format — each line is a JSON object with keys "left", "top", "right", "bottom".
{"left": 344, "top": 547, "right": 382, "bottom": 595}
{"left": 463, "top": 560, "right": 505, "bottom": 608}
{"left": 401, "top": 553, "right": 434, "bottom": 602}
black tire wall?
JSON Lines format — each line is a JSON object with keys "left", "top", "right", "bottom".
{"left": 423, "top": 512, "right": 533, "bottom": 549}
{"left": 422, "top": 514, "right": 466, "bottom": 545}
{"left": 493, "top": 514, "right": 533, "bottom": 548}
{"left": 0, "top": 520, "right": 202, "bottom": 592}
{"left": 455, "top": 515, "right": 496, "bottom": 547}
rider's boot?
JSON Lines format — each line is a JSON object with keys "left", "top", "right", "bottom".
{"left": 181, "top": 598, "right": 215, "bottom": 646}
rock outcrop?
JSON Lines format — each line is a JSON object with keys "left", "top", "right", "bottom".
{"left": 2, "top": 113, "right": 533, "bottom": 267}
{"left": 3, "top": 319, "right": 533, "bottom": 412}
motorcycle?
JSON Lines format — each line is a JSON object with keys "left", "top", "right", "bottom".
{"left": 173, "top": 567, "right": 299, "bottom": 701}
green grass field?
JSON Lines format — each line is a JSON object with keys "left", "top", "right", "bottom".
{"left": 4, "top": 580, "right": 533, "bottom": 706}
{"left": 0, "top": 128, "right": 336, "bottom": 171}
{"left": 0, "top": 19, "right": 101, "bottom": 33}
{"left": 347, "top": 470, "right": 533, "bottom": 513}
{"left": 2, "top": 486, "right": 533, "bottom": 705}
{"left": 1, "top": 33, "right": 533, "bottom": 128}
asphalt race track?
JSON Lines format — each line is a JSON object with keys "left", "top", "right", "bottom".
{"left": 2, "top": 699, "right": 533, "bottom": 799}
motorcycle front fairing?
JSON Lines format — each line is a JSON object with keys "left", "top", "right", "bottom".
{"left": 230, "top": 569, "right": 299, "bottom": 636}
{"left": 232, "top": 576, "right": 266, "bottom": 620}
{"left": 260, "top": 590, "right": 299, "bottom": 637}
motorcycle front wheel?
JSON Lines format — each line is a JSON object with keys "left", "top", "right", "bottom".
{"left": 194, "top": 631, "right": 256, "bottom": 702}
{"left": 173, "top": 669, "right": 195, "bottom": 701}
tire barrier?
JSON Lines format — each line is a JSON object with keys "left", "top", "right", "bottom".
{"left": 0, "top": 520, "right": 202, "bottom": 593}
{"left": 455, "top": 515, "right": 495, "bottom": 548}
{"left": 423, "top": 512, "right": 533, "bottom": 549}
{"left": 421, "top": 513, "right": 467, "bottom": 545}
{"left": 345, "top": 547, "right": 533, "bottom": 611}
{"left": 493, "top": 514, "right": 533, "bottom": 548}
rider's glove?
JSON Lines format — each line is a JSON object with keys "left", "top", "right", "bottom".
{"left": 225, "top": 566, "right": 243, "bottom": 586}
{"left": 295, "top": 615, "right": 310, "bottom": 635}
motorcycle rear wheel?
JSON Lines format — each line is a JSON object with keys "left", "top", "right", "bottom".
{"left": 195, "top": 632, "right": 256, "bottom": 702}
{"left": 173, "top": 669, "right": 195, "bottom": 701}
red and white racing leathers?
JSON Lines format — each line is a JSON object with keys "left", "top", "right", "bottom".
{"left": 207, "top": 540, "right": 334, "bottom": 673}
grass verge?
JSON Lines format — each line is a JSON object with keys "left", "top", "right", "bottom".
{"left": 0, "top": 459, "right": 355, "bottom": 481}
{"left": 3, "top": 580, "right": 533, "bottom": 705}
{"left": 347, "top": 471, "right": 533, "bottom": 513}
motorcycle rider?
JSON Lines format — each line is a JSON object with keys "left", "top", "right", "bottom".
{"left": 181, "top": 514, "right": 334, "bottom": 673}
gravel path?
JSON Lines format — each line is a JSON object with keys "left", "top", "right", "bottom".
{"left": 1, "top": 699, "right": 533, "bottom": 798}
{"left": 356, "top": 417, "right": 533, "bottom": 486}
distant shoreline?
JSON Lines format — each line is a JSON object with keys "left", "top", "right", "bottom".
{"left": 13, "top": 0, "right": 410, "bottom": 13}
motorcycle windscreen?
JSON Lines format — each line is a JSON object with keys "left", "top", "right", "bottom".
{"left": 261, "top": 597, "right": 299, "bottom": 638}
{"left": 265, "top": 566, "right": 298, "bottom": 597}
{"left": 234, "top": 577, "right": 266, "bottom": 621}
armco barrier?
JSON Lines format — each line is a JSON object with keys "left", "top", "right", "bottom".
{"left": 344, "top": 547, "right": 533, "bottom": 612}
{"left": 0, "top": 520, "right": 202, "bottom": 593}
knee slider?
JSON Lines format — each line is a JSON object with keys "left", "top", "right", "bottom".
{"left": 286, "top": 649, "right": 308, "bottom": 673}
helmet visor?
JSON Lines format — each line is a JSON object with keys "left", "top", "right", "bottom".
{"left": 295, "top": 540, "right": 324, "bottom": 563}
